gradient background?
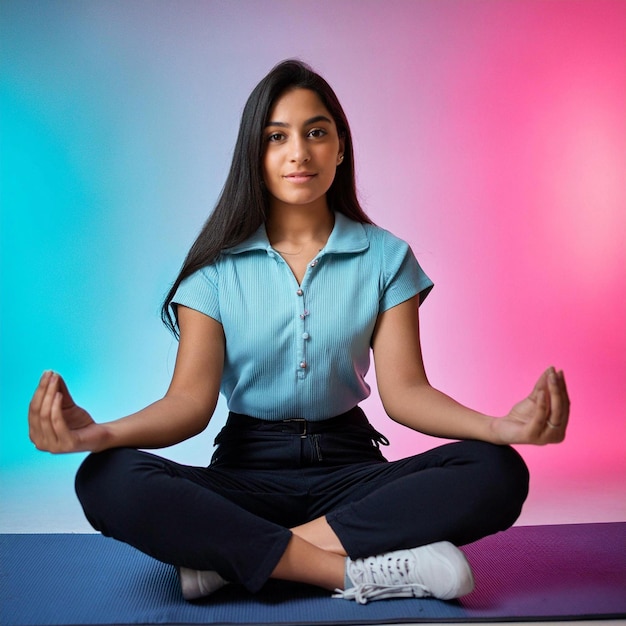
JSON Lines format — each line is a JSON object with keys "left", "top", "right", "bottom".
{"left": 1, "top": 0, "right": 624, "bottom": 532}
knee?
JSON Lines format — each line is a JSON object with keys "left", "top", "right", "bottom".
{"left": 485, "top": 442, "right": 529, "bottom": 523}
{"left": 75, "top": 448, "right": 140, "bottom": 530}
{"left": 484, "top": 443, "right": 529, "bottom": 499}
{"left": 75, "top": 448, "right": 129, "bottom": 499}
{"left": 458, "top": 441, "right": 530, "bottom": 526}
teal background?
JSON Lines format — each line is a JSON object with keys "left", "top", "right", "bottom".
{"left": 1, "top": 0, "right": 624, "bottom": 531}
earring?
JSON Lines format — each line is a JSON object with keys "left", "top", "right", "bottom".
{"left": 338, "top": 155, "right": 344, "bottom": 163}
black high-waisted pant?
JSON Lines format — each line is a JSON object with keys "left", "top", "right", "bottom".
{"left": 75, "top": 407, "right": 529, "bottom": 593}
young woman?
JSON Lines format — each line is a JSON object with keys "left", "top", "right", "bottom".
{"left": 28, "top": 60, "right": 569, "bottom": 605}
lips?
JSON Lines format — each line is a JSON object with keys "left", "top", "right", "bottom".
{"left": 284, "top": 172, "right": 317, "bottom": 183}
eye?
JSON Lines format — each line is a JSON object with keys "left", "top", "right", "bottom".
{"left": 266, "top": 132, "right": 285, "bottom": 143}
{"left": 308, "top": 128, "right": 327, "bottom": 139}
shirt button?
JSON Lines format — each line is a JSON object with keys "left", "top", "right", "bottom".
{"left": 302, "top": 332, "right": 309, "bottom": 340}
{"left": 299, "top": 309, "right": 309, "bottom": 319}
{"left": 296, "top": 289, "right": 303, "bottom": 296}
{"left": 299, "top": 361, "right": 307, "bottom": 369}
{"left": 310, "top": 259, "right": 318, "bottom": 267}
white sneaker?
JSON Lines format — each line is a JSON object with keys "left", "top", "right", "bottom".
{"left": 178, "top": 566, "right": 229, "bottom": 601}
{"left": 333, "top": 541, "right": 474, "bottom": 604}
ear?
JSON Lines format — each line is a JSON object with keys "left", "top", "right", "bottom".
{"left": 337, "top": 137, "right": 346, "bottom": 165}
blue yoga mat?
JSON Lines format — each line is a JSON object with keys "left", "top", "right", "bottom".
{"left": 1, "top": 523, "right": 625, "bottom": 625}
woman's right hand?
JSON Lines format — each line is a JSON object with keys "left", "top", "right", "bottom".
{"left": 28, "top": 371, "right": 109, "bottom": 453}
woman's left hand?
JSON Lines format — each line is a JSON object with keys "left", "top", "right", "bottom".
{"left": 492, "top": 367, "right": 570, "bottom": 445}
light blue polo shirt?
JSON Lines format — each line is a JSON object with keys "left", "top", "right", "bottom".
{"left": 172, "top": 212, "right": 433, "bottom": 421}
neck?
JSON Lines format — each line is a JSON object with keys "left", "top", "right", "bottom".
{"left": 266, "top": 202, "right": 334, "bottom": 248}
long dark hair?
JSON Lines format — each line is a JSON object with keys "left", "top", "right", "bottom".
{"left": 161, "top": 59, "right": 372, "bottom": 336}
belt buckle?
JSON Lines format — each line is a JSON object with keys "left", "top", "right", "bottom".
{"left": 284, "top": 418, "right": 307, "bottom": 437}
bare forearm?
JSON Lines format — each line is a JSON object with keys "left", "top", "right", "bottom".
{"left": 383, "top": 384, "right": 499, "bottom": 444}
{"left": 99, "top": 393, "right": 214, "bottom": 451}
{"left": 371, "top": 300, "right": 569, "bottom": 447}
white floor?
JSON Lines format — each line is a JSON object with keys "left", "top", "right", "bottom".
{"left": 360, "top": 622, "right": 626, "bottom": 626}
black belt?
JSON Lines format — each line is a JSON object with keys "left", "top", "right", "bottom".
{"left": 225, "top": 407, "right": 389, "bottom": 445}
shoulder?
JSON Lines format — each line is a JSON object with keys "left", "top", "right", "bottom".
{"left": 181, "top": 263, "right": 220, "bottom": 288}
{"left": 359, "top": 221, "right": 434, "bottom": 305}
{"left": 331, "top": 213, "right": 412, "bottom": 258}
{"left": 360, "top": 223, "right": 416, "bottom": 274}
{"left": 362, "top": 223, "right": 412, "bottom": 253}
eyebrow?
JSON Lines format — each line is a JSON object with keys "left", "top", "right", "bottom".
{"left": 265, "top": 115, "right": 333, "bottom": 128}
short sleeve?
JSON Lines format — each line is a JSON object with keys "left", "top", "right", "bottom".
{"left": 170, "top": 265, "right": 221, "bottom": 328}
{"left": 379, "top": 237, "right": 434, "bottom": 313}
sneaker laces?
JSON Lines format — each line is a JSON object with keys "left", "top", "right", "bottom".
{"left": 334, "top": 542, "right": 474, "bottom": 604}
{"left": 350, "top": 551, "right": 429, "bottom": 588}
{"left": 338, "top": 552, "right": 433, "bottom": 605}
{"left": 333, "top": 582, "right": 430, "bottom": 604}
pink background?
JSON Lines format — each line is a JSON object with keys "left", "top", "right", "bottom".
{"left": 1, "top": 0, "right": 624, "bottom": 530}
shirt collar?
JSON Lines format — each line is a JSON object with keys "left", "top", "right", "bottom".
{"left": 224, "top": 212, "right": 369, "bottom": 256}
{"left": 224, "top": 224, "right": 270, "bottom": 254}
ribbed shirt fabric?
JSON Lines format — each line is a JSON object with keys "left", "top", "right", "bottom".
{"left": 171, "top": 212, "right": 433, "bottom": 421}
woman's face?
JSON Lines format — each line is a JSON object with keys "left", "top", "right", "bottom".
{"left": 262, "top": 88, "right": 344, "bottom": 213}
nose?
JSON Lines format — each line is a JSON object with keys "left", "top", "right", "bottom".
{"left": 289, "top": 135, "right": 310, "bottom": 163}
